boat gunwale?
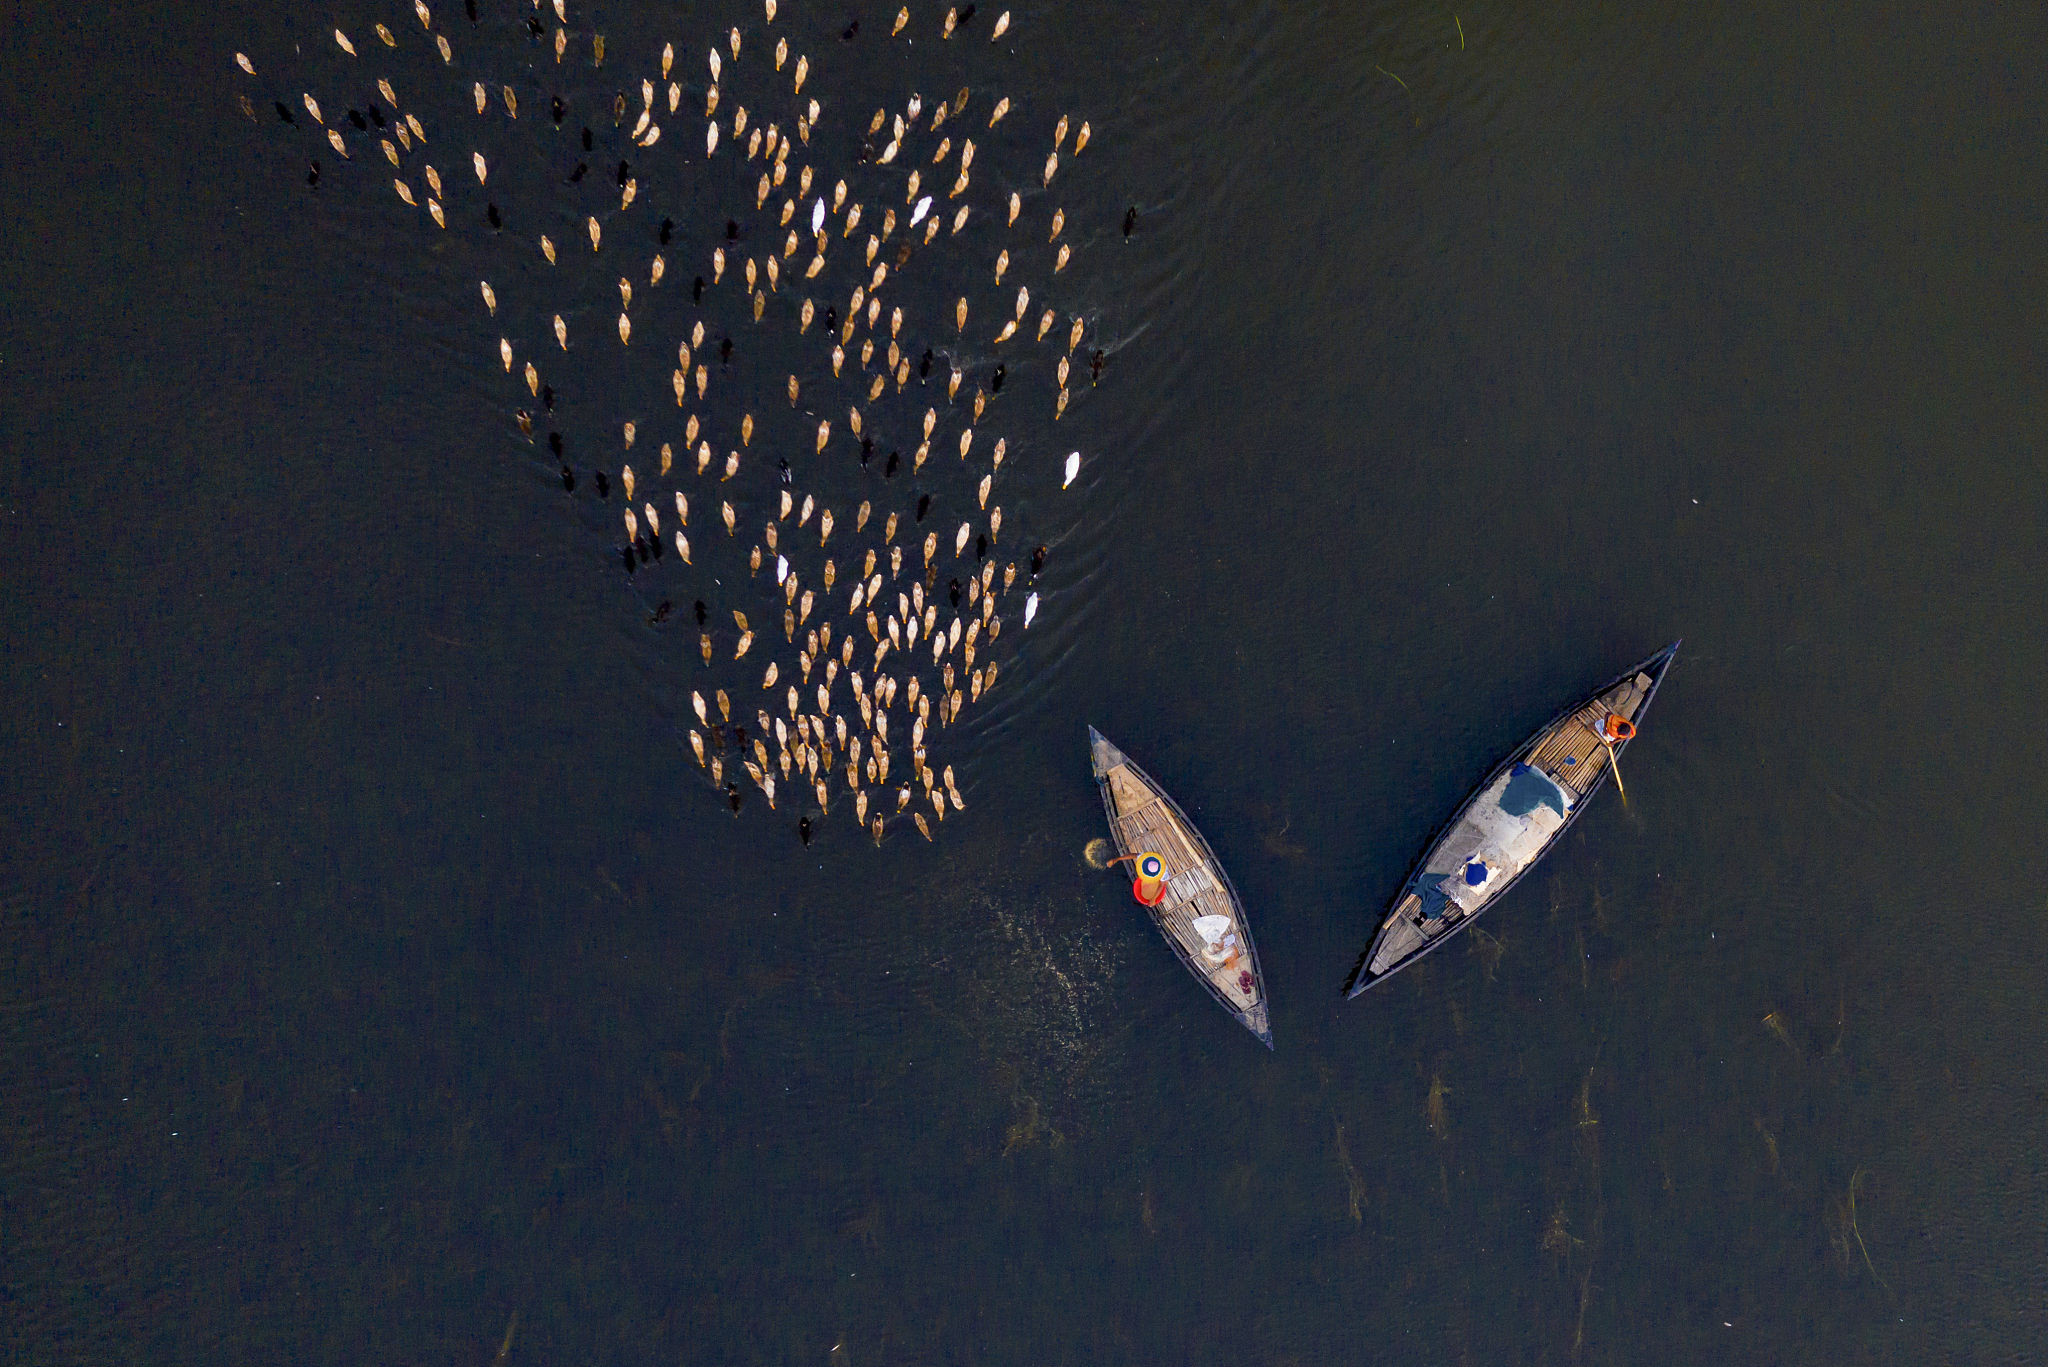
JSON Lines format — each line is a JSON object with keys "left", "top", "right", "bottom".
{"left": 1345, "top": 641, "right": 1681, "bottom": 998}
{"left": 1089, "top": 727, "right": 1273, "bottom": 1047}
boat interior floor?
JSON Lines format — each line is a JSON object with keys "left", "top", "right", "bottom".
{"left": 1103, "top": 768, "right": 1261, "bottom": 1014}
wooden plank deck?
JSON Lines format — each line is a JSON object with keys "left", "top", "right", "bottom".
{"left": 1381, "top": 892, "right": 1423, "bottom": 932}
{"left": 1527, "top": 671, "right": 1654, "bottom": 798}
{"left": 1106, "top": 764, "right": 1156, "bottom": 818}
{"left": 1369, "top": 894, "right": 1429, "bottom": 975}
{"left": 1115, "top": 802, "right": 1207, "bottom": 882}
{"left": 1529, "top": 711, "right": 1609, "bottom": 797}
{"left": 1099, "top": 749, "right": 1263, "bottom": 1019}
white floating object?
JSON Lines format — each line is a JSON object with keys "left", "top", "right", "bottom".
{"left": 777, "top": 555, "right": 790, "bottom": 584}
{"left": 811, "top": 196, "right": 826, "bottom": 235}
{"left": 706, "top": 122, "right": 719, "bottom": 155}
{"left": 472, "top": 151, "right": 487, "bottom": 183}
{"left": 909, "top": 195, "right": 933, "bottom": 226}
{"left": 1063, "top": 452, "right": 1081, "bottom": 488}
{"left": 1024, "top": 593, "right": 1039, "bottom": 627}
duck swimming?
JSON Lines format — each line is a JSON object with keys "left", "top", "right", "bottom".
{"left": 243, "top": 4, "right": 1124, "bottom": 848}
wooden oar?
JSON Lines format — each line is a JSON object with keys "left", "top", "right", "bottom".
{"left": 1604, "top": 739, "right": 1627, "bottom": 803}
{"left": 1599, "top": 714, "right": 1635, "bottom": 805}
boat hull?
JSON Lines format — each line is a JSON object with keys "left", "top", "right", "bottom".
{"left": 1089, "top": 728, "right": 1272, "bottom": 1046}
{"left": 1347, "top": 643, "right": 1680, "bottom": 997}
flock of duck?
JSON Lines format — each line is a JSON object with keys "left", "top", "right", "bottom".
{"left": 240, "top": 0, "right": 1116, "bottom": 846}
{"left": 241, "top": 3, "right": 1679, "bottom": 1043}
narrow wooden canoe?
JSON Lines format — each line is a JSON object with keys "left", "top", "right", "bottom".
{"left": 1346, "top": 642, "right": 1680, "bottom": 997}
{"left": 1089, "top": 728, "right": 1272, "bottom": 1047}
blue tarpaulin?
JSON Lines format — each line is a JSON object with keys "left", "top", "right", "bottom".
{"left": 1501, "top": 762, "right": 1570, "bottom": 819}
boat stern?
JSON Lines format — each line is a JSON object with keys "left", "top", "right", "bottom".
{"left": 1247, "top": 1003, "right": 1275, "bottom": 1048}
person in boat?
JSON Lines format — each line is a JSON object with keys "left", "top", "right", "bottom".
{"left": 1412, "top": 861, "right": 1491, "bottom": 923}
{"left": 1416, "top": 763, "right": 1575, "bottom": 927}
{"left": 1407, "top": 859, "right": 1490, "bottom": 931}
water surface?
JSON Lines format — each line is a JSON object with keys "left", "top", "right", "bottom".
{"left": 5, "top": 0, "right": 2047, "bottom": 1362}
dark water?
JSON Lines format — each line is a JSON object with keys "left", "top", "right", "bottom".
{"left": 6, "top": 0, "right": 2047, "bottom": 1362}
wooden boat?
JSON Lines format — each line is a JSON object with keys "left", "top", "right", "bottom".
{"left": 1088, "top": 728, "right": 1272, "bottom": 1047}
{"left": 1347, "top": 642, "right": 1680, "bottom": 997}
